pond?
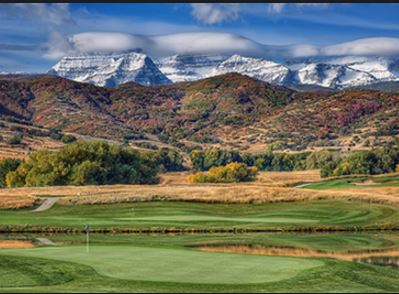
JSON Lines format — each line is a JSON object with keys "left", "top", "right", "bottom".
{"left": 1, "top": 231, "right": 399, "bottom": 268}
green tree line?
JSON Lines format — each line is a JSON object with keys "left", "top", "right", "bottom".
{"left": 0, "top": 142, "right": 186, "bottom": 188}
{"left": 320, "top": 145, "right": 399, "bottom": 177}
{"left": 189, "top": 147, "right": 337, "bottom": 172}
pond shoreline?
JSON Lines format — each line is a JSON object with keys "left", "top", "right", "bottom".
{"left": 1, "top": 225, "right": 399, "bottom": 234}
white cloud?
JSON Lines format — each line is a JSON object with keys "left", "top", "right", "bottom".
{"left": 152, "top": 32, "right": 263, "bottom": 56}
{"left": 69, "top": 32, "right": 153, "bottom": 54}
{"left": 267, "top": 4, "right": 286, "bottom": 14}
{"left": 42, "top": 30, "right": 73, "bottom": 59}
{"left": 45, "top": 31, "right": 265, "bottom": 59}
{"left": 43, "top": 30, "right": 399, "bottom": 61}
{"left": 191, "top": 4, "right": 240, "bottom": 24}
{"left": 321, "top": 37, "right": 399, "bottom": 56}
{"left": 289, "top": 44, "right": 320, "bottom": 58}
{"left": 267, "top": 3, "right": 330, "bottom": 14}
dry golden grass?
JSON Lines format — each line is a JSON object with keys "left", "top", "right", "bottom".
{"left": 198, "top": 245, "right": 399, "bottom": 263}
{"left": 0, "top": 195, "right": 38, "bottom": 209}
{"left": 0, "top": 240, "right": 35, "bottom": 249}
{"left": 256, "top": 170, "right": 321, "bottom": 186}
{"left": 159, "top": 170, "right": 321, "bottom": 186}
{"left": 159, "top": 172, "right": 192, "bottom": 185}
{"left": 1, "top": 170, "right": 399, "bottom": 207}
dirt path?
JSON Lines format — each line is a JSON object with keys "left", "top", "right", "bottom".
{"left": 33, "top": 197, "right": 60, "bottom": 212}
{"left": 35, "top": 238, "right": 55, "bottom": 245}
{"left": 295, "top": 183, "right": 312, "bottom": 188}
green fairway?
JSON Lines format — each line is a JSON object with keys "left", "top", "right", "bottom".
{"left": 303, "top": 175, "right": 399, "bottom": 190}
{"left": 1, "top": 199, "right": 399, "bottom": 231}
{"left": 115, "top": 215, "right": 317, "bottom": 223}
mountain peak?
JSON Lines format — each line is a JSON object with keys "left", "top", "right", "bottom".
{"left": 49, "top": 51, "right": 171, "bottom": 87}
{"left": 214, "top": 54, "right": 289, "bottom": 85}
{"left": 48, "top": 50, "right": 399, "bottom": 89}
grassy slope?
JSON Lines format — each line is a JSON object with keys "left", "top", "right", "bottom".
{"left": 305, "top": 176, "right": 399, "bottom": 190}
{"left": 1, "top": 200, "right": 399, "bottom": 230}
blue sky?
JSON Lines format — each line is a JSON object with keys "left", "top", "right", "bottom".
{"left": 1, "top": 3, "right": 399, "bottom": 72}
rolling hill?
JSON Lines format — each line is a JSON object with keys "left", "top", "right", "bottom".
{"left": 0, "top": 73, "right": 398, "bottom": 155}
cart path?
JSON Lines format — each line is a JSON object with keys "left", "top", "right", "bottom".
{"left": 35, "top": 238, "right": 55, "bottom": 245}
{"left": 33, "top": 197, "right": 60, "bottom": 212}
{"left": 295, "top": 183, "right": 312, "bottom": 188}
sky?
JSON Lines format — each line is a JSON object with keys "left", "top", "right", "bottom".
{"left": 1, "top": 3, "right": 399, "bottom": 72}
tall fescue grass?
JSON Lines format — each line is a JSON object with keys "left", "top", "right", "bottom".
{"left": 0, "top": 240, "right": 35, "bottom": 249}
{"left": 2, "top": 170, "right": 399, "bottom": 208}
{"left": 198, "top": 245, "right": 399, "bottom": 262}
{"left": 0, "top": 196, "right": 38, "bottom": 209}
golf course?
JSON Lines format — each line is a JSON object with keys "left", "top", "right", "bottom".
{"left": 1, "top": 232, "right": 399, "bottom": 292}
{"left": 1, "top": 171, "right": 399, "bottom": 292}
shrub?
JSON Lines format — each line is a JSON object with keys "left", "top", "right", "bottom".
{"left": 133, "top": 141, "right": 159, "bottom": 150}
{"left": 188, "top": 162, "right": 258, "bottom": 183}
{"left": 8, "top": 134, "right": 22, "bottom": 145}
{"left": 49, "top": 128, "right": 62, "bottom": 140}
{"left": 189, "top": 148, "right": 243, "bottom": 171}
{"left": 61, "top": 134, "right": 77, "bottom": 144}
{"left": 154, "top": 148, "right": 185, "bottom": 172}
{"left": 0, "top": 158, "right": 21, "bottom": 187}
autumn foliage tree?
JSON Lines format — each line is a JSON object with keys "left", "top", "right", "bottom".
{"left": 188, "top": 162, "right": 258, "bottom": 183}
{"left": 6, "top": 141, "right": 159, "bottom": 187}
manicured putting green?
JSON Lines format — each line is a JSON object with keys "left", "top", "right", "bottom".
{"left": 115, "top": 215, "right": 318, "bottom": 223}
{"left": 1, "top": 246, "right": 322, "bottom": 284}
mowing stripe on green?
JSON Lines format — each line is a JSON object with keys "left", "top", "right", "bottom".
{"left": 1, "top": 246, "right": 323, "bottom": 284}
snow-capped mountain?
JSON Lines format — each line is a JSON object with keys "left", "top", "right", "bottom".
{"left": 285, "top": 56, "right": 399, "bottom": 89}
{"left": 156, "top": 54, "right": 399, "bottom": 89}
{"left": 49, "top": 51, "right": 171, "bottom": 87}
{"left": 213, "top": 55, "right": 289, "bottom": 84}
{"left": 48, "top": 50, "right": 399, "bottom": 89}
{"left": 289, "top": 63, "right": 377, "bottom": 89}
{"left": 155, "top": 54, "right": 227, "bottom": 83}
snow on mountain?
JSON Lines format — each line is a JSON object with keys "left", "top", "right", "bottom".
{"left": 286, "top": 56, "right": 399, "bottom": 89}
{"left": 292, "top": 63, "right": 376, "bottom": 89}
{"left": 48, "top": 49, "right": 399, "bottom": 89}
{"left": 155, "top": 54, "right": 227, "bottom": 83}
{"left": 214, "top": 55, "right": 289, "bottom": 84}
{"left": 49, "top": 51, "right": 171, "bottom": 87}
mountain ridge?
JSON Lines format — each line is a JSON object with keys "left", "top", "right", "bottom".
{"left": 0, "top": 73, "right": 398, "bottom": 153}
{"left": 49, "top": 51, "right": 399, "bottom": 90}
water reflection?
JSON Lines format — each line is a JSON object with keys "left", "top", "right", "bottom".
{"left": 353, "top": 256, "right": 399, "bottom": 268}
{"left": 197, "top": 244, "right": 399, "bottom": 269}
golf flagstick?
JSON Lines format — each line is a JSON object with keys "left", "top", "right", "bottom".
{"left": 84, "top": 224, "right": 89, "bottom": 253}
